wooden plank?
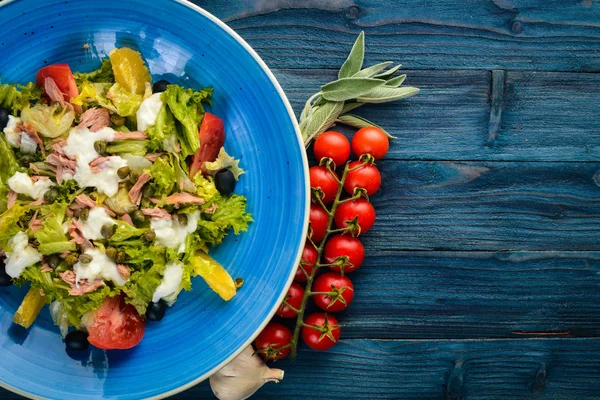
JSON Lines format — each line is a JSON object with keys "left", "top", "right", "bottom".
{"left": 339, "top": 251, "right": 600, "bottom": 339}
{"left": 194, "top": 0, "right": 600, "bottom": 71}
{"left": 167, "top": 338, "right": 600, "bottom": 399}
{"left": 274, "top": 68, "right": 600, "bottom": 161}
{"left": 368, "top": 160, "right": 600, "bottom": 251}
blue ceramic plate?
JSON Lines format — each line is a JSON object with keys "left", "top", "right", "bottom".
{"left": 0, "top": 0, "right": 309, "bottom": 398}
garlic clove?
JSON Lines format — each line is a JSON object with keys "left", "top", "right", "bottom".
{"left": 210, "top": 345, "right": 284, "bottom": 400}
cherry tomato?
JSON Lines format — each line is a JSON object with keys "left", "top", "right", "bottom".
{"left": 301, "top": 313, "right": 341, "bottom": 351}
{"left": 309, "top": 166, "right": 338, "bottom": 204}
{"left": 86, "top": 295, "right": 145, "bottom": 350}
{"left": 254, "top": 322, "right": 292, "bottom": 361}
{"left": 313, "top": 131, "right": 350, "bottom": 166}
{"left": 189, "top": 112, "right": 225, "bottom": 178}
{"left": 295, "top": 243, "right": 318, "bottom": 282}
{"left": 277, "top": 282, "right": 305, "bottom": 318}
{"left": 334, "top": 199, "right": 376, "bottom": 235}
{"left": 324, "top": 235, "right": 365, "bottom": 273}
{"left": 309, "top": 204, "right": 329, "bottom": 243}
{"left": 312, "top": 272, "right": 354, "bottom": 312}
{"left": 36, "top": 64, "right": 81, "bottom": 113}
{"left": 344, "top": 161, "right": 381, "bottom": 196}
{"left": 352, "top": 127, "right": 389, "bottom": 160}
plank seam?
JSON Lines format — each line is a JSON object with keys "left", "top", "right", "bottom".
{"left": 487, "top": 69, "right": 506, "bottom": 146}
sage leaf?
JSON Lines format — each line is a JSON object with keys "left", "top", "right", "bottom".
{"left": 338, "top": 31, "right": 365, "bottom": 79}
{"left": 386, "top": 74, "right": 407, "bottom": 87}
{"left": 354, "top": 62, "right": 393, "bottom": 78}
{"left": 337, "top": 114, "right": 395, "bottom": 138}
{"left": 374, "top": 64, "right": 402, "bottom": 80}
{"left": 341, "top": 101, "right": 362, "bottom": 114}
{"left": 321, "top": 77, "right": 386, "bottom": 102}
{"left": 302, "top": 100, "right": 343, "bottom": 145}
{"left": 356, "top": 86, "right": 419, "bottom": 103}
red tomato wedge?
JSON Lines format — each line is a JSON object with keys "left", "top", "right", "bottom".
{"left": 36, "top": 64, "right": 79, "bottom": 104}
{"left": 189, "top": 112, "right": 225, "bottom": 178}
{"left": 87, "top": 295, "right": 145, "bottom": 350}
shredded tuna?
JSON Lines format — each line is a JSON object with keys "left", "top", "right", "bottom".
{"left": 30, "top": 210, "right": 44, "bottom": 232}
{"left": 69, "top": 279, "right": 105, "bottom": 296}
{"left": 46, "top": 153, "right": 77, "bottom": 171}
{"left": 59, "top": 270, "right": 77, "bottom": 286}
{"left": 55, "top": 161, "right": 64, "bottom": 184}
{"left": 89, "top": 156, "right": 113, "bottom": 168}
{"left": 30, "top": 175, "right": 49, "bottom": 182}
{"left": 150, "top": 198, "right": 161, "bottom": 204}
{"left": 39, "top": 289, "right": 46, "bottom": 297}
{"left": 17, "top": 123, "right": 45, "bottom": 156}
{"left": 128, "top": 173, "right": 152, "bottom": 206}
{"left": 65, "top": 207, "right": 74, "bottom": 217}
{"left": 41, "top": 263, "right": 53, "bottom": 273}
{"left": 145, "top": 153, "right": 164, "bottom": 162}
{"left": 7, "top": 190, "right": 17, "bottom": 209}
{"left": 69, "top": 219, "right": 86, "bottom": 245}
{"left": 29, "top": 163, "right": 40, "bottom": 174}
{"left": 44, "top": 77, "right": 67, "bottom": 108}
{"left": 30, "top": 198, "right": 45, "bottom": 206}
{"left": 165, "top": 193, "right": 205, "bottom": 207}
{"left": 60, "top": 250, "right": 70, "bottom": 259}
{"left": 119, "top": 213, "right": 134, "bottom": 226}
{"left": 117, "top": 264, "right": 131, "bottom": 280}
{"left": 77, "top": 108, "right": 111, "bottom": 132}
{"left": 141, "top": 208, "right": 171, "bottom": 220}
{"left": 204, "top": 203, "right": 218, "bottom": 214}
{"left": 102, "top": 205, "right": 117, "bottom": 217}
{"left": 174, "top": 143, "right": 181, "bottom": 153}
{"left": 75, "top": 194, "right": 96, "bottom": 208}
{"left": 112, "top": 131, "right": 147, "bottom": 140}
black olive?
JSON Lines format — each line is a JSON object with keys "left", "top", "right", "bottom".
{"left": 146, "top": 300, "right": 167, "bottom": 321}
{"left": 65, "top": 330, "right": 89, "bottom": 351}
{"left": 152, "top": 80, "right": 170, "bottom": 93}
{"left": 0, "top": 107, "right": 9, "bottom": 132}
{"left": 0, "top": 257, "right": 12, "bottom": 287}
{"left": 214, "top": 169, "right": 236, "bottom": 196}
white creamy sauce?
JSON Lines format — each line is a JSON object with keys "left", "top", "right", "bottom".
{"left": 151, "top": 210, "right": 201, "bottom": 253}
{"left": 74, "top": 248, "right": 127, "bottom": 286}
{"left": 19, "top": 131, "right": 38, "bottom": 154}
{"left": 152, "top": 261, "right": 184, "bottom": 303}
{"left": 5, "top": 231, "right": 42, "bottom": 278}
{"left": 136, "top": 93, "right": 163, "bottom": 132}
{"left": 4, "top": 115, "right": 22, "bottom": 147}
{"left": 63, "top": 126, "right": 127, "bottom": 197}
{"left": 8, "top": 171, "right": 54, "bottom": 200}
{"left": 80, "top": 207, "right": 116, "bottom": 241}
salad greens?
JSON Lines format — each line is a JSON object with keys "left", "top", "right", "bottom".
{"left": 0, "top": 47, "right": 251, "bottom": 340}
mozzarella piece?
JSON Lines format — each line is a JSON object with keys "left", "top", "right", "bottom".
{"left": 8, "top": 171, "right": 54, "bottom": 200}
{"left": 136, "top": 93, "right": 163, "bottom": 132}
{"left": 151, "top": 211, "right": 201, "bottom": 253}
{"left": 80, "top": 207, "right": 116, "bottom": 241}
{"left": 5, "top": 231, "right": 42, "bottom": 278}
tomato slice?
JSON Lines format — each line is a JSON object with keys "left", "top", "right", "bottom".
{"left": 189, "top": 112, "right": 225, "bottom": 178}
{"left": 87, "top": 295, "right": 145, "bottom": 350}
{"left": 36, "top": 64, "right": 80, "bottom": 105}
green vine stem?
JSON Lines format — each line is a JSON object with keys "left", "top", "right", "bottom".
{"left": 290, "top": 159, "right": 367, "bottom": 360}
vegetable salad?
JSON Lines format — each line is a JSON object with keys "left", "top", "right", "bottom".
{"left": 0, "top": 48, "right": 251, "bottom": 350}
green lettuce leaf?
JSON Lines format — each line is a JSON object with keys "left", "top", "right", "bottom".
{"left": 0, "top": 133, "right": 21, "bottom": 211}
{"left": 38, "top": 241, "right": 77, "bottom": 255}
{"left": 202, "top": 147, "right": 245, "bottom": 180}
{"left": 147, "top": 156, "right": 176, "bottom": 197}
{"left": 71, "top": 82, "right": 111, "bottom": 108}
{"left": 104, "top": 186, "right": 137, "bottom": 215}
{"left": 110, "top": 220, "right": 147, "bottom": 242}
{"left": 61, "top": 286, "right": 121, "bottom": 326}
{"left": 73, "top": 58, "right": 114, "bottom": 85}
{"left": 102, "top": 83, "right": 145, "bottom": 117}
{"left": 210, "top": 194, "right": 253, "bottom": 235}
{"left": 0, "top": 82, "right": 42, "bottom": 115}
{"left": 54, "top": 179, "right": 83, "bottom": 204}
{"left": 161, "top": 84, "right": 212, "bottom": 157}
{"left": 0, "top": 204, "right": 30, "bottom": 250}
{"left": 193, "top": 174, "right": 220, "bottom": 206}
{"left": 123, "top": 260, "right": 166, "bottom": 316}
{"left": 146, "top": 103, "right": 177, "bottom": 152}
{"left": 21, "top": 103, "right": 75, "bottom": 139}
{"left": 33, "top": 203, "right": 69, "bottom": 244}
{"left": 106, "top": 139, "right": 147, "bottom": 156}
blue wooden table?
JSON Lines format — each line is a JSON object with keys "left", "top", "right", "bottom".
{"left": 3, "top": 0, "right": 600, "bottom": 398}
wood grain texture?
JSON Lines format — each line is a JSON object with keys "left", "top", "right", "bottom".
{"left": 193, "top": 0, "right": 600, "bottom": 71}
{"left": 168, "top": 338, "right": 600, "bottom": 399}
{"left": 275, "top": 68, "right": 600, "bottom": 161}
{"left": 365, "top": 160, "right": 600, "bottom": 251}
{"left": 335, "top": 251, "right": 600, "bottom": 339}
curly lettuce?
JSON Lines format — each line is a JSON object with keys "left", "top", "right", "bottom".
{"left": 73, "top": 58, "right": 114, "bottom": 85}
{"left": 0, "top": 82, "right": 42, "bottom": 115}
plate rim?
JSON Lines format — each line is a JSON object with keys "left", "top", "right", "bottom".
{"left": 0, "top": 0, "right": 310, "bottom": 398}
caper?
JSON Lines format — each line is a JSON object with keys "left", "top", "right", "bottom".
{"left": 111, "top": 114, "right": 126, "bottom": 127}
{"left": 131, "top": 210, "right": 146, "bottom": 226}
{"left": 129, "top": 171, "right": 140, "bottom": 184}
{"left": 177, "top": 213, "right": 188, "bottom": 226}
{"left": 105, "top": 247, "right": 118, "bottom": 261}
{"left": 43, "top": 188, "right": 59, "bottom": 203}
{"left": 65, "top": 253, "right": 79, "bottom": 266}
{"left": 234, "top": 277, "right": 244, "bottom": 289}
{"left": 93, "top": 140, "right": 107, "bottom": 154}
{"left": 116, "top": 251, "right": 127, "bottom": 263}
{"left": 20, "top": 155, "right": 33, "bottom": 167}
{"left": 142, "top": 230, "right": 156, "bottom": 241}
{"left": 78, "top": 254, "right": 93, "bottom": 264}
{"left": 79, "top": 208, "right": 89, "bottom": 221}
{"left": 117, "top": 166, "right": 130, "bottom": 179}
{"left": 47, "top": 254, "right": 60, "bottom": 269}
{"left": 101, "top": 224, "right": 116, "bottom": 239}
